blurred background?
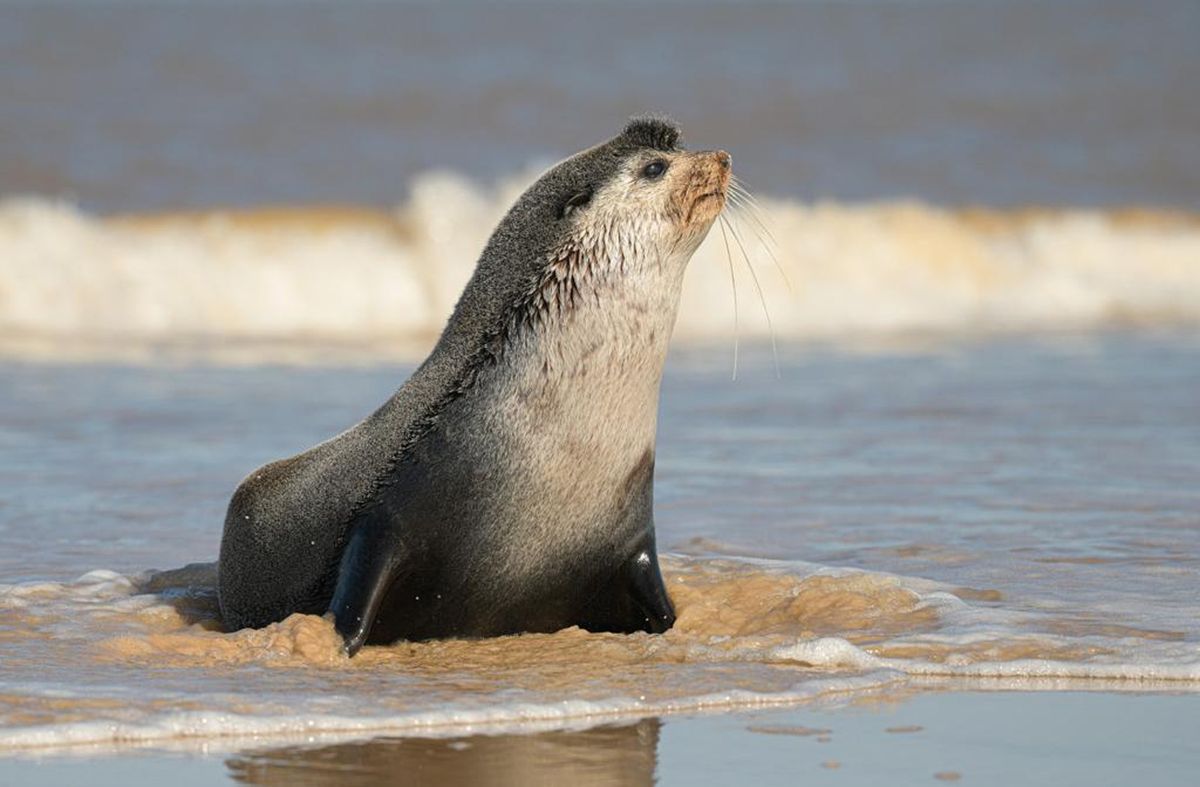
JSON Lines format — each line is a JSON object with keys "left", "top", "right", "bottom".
{"left": 2, "top": 0, "right": 1199, "bottom": 357}
{"left": 5, "top": 0, "right": 1199, "bottom": 211}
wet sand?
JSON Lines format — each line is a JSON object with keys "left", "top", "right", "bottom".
{"left": 4, "top": 692, "right": 1197, "bottom": 786}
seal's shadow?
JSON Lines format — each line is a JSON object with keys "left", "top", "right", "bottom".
{"left": 225, "top": 718, "right": 661, "bottom": 786}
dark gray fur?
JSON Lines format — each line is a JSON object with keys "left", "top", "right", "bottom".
{"left": 218, "top": 118, "right": 681, "bottom": 654}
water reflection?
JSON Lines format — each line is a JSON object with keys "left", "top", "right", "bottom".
{"left": 226, "top": 718, "right": 660, "bottom": 786}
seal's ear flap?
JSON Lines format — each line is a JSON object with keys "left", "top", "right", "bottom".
{"left": 560, "top": 188, "right": 593, "bottom": 219}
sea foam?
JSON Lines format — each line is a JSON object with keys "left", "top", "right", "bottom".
{"left": 1, "top": 556, "right": 1196, "bottom": 752}
{"left": 2, "top": 174, "right": 1199, "bottom": 361}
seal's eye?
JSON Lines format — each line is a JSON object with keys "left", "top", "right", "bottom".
{"left": 560, "top": 189, "right": 592, "bottom": 219}
{"left": 642, "top": 160, "right": 668, "bottom": 180}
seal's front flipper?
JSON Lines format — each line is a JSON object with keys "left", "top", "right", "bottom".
{"left": 328, "top": 523, "right": 407, "bottom": 657}
{"left": 626, "top": 548, "right": 676, "bottom": 633}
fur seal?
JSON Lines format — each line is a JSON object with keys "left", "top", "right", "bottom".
{"left": 218, "top": 117, "right": 730, "bottom": 655}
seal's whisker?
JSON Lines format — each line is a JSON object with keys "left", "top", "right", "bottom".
{"left": 718, "top": 214, "right": 740, "bottom": 382}
{"left": 728, "top": 175, "right": 765, "bottom": 208}
{"left": 720, "top": 182, "right": 777, "bottom": 247}
{"left": 726, "top": 196, "right": 788, "bottom": 290}
{"left": 725, "top": 214, "right": 780, "bottom": 379}
{"left": 727, "top": 181, "right": 770, "bottom": 218}
{"left": 726, "top": 191, "right": 778, "bottom": 252}
{"left": 727, "top": 192, "right": 777, "bottom": 253}
{"left": 728, "top": 182, "right": 793, "bottom": 295}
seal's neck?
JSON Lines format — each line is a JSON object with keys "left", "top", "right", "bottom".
{"left": 472, "top": 242, "right": 691, "bottom": 488}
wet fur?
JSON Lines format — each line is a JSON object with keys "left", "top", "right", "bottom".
{"left": 218, "top": 117, "right": 728, "bottom": 652}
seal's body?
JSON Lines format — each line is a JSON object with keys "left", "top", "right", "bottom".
{"left": 218, "top": 118, "right": 730, "bottom": 655}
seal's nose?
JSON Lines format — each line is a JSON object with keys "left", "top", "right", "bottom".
{"left": 715, "top": 150, "right": 732, "bottom": 170}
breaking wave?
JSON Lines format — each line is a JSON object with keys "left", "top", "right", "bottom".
{"left": 2, "top": 173, "right": 1200, "bottom": 361}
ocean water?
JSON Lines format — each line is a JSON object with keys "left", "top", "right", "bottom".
{"left": 2, "top": 0, "right": 1199, "bottom": 212}
{"left": 2, "top": 0, "right": 1199, "bottom": 771}
{"left": 5, "top": 694, "right": 1199, "bottom": 785}
{"left": 3, "top": 191, "right": 1200, "bottom": 358}
{"left": 4, "top": 0, "right": 1200, "bottom": 358}
{"left": 1, "top": 333, "right": 1198, "bottom": 752}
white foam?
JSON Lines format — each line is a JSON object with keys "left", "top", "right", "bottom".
{"left": 2, "top": 559, "right": 1197, "bottom": 753}
{"left": 2, "top": 180, "right": 1199, "bottom": 359}
{"left": 0, "top": 675, "right": 898, "bottom": 751}
{"left": 764, "top": 635, "right": 1200, "bottom": 681}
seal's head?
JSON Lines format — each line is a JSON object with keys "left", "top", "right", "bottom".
{"left": 466, "top": 118, "right": 730, "bottom": 316}
{"left": 550, "top": 117, "right": 732, "bottom": 265}
{"left": 444, "top": 117, "right": 729, "bottom": 384}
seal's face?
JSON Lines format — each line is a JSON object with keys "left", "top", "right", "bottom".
{"left": 466, "top": 118, "right": 727, "bottom": 377}
{"left": 557, "top": 131, "right": 732, "bottom": 271}
{"left": 468, "top": 118, "right": 731, "bottom": 371}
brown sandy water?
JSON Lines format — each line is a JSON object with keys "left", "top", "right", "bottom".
{"left": 2, "top": 546, "right": 1195, "bottom": 751}
{"left": 102, "top": 558, "right": 940, "bottom": 671}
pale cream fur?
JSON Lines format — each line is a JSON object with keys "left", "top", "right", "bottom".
{"left": 469, "top": 150, "right": 730, "bottom": 580}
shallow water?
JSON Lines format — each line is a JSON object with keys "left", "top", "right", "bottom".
{"left": 1, "top": 333, "right": 1197, "bottom": 750}
{"left": 5, "top": 693, "right": 1200, "bottom": 786}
